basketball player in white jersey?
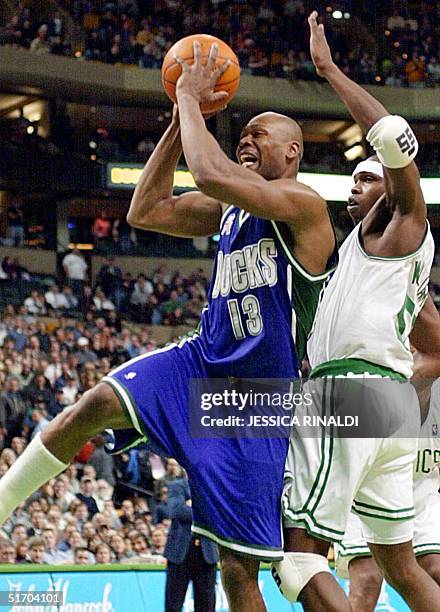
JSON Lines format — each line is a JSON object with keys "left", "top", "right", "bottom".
{"left": 271, "top": 11, "right": 440, "bottom": 612}
{"left": 335, "top": 366, "right": 440, "bottom": 611}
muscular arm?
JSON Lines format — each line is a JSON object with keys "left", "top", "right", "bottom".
{"left": 177, "top": 92, "right": 325, "bottom": 226}
{"left": 410, "top": 295, "right": 440, "bottom": 361}
{"left": 127, "top": 110, "right": 222, "bottom": 237}
{"left": 308, "top": 12, "right": 425, "bottom": 222}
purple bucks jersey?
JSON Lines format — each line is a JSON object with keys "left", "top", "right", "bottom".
{"left": 197, "top": 205, "right": 338, "bottom": 379}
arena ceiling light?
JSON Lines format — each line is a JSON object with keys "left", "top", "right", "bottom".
{"left": 106, "top": 163, "right": 440, "bottom": 204}
{"left": 332, "top": 10, "right": 343, "bottom": 19}
{"left": 344, "top": 144, "right": 364, "bottom": 161}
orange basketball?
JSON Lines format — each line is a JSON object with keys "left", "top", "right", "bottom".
{"left": 161, "top": 34, "right": 240, "bottom": 114}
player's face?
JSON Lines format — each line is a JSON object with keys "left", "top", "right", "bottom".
{"left": 236, "top": 120, "right": 287, "bottom": 180}
{"left": 348, "top": 172, "right": 385, "bottom": 224}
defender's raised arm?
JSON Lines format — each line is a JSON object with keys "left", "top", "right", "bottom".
{"left": 308, "top": 11, "right": 425, "bottom": 224}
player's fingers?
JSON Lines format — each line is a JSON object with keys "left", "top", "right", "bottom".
{"left": 212, "top": 59, "right": 231, "bottom": 81}
{"left": 193, "top": 40, "right": 202, "bottom": 68}
{"left": 208, "top": 91, "right": 229, "bottom": 103}
{"left": 206, "top": 43, "right": 218, "bottom": 72}
{"left": 174, "top": 55, "right": 189, "bottom": 72}
{"left": 308, "top": 11, "right": 318, "bottom": 28}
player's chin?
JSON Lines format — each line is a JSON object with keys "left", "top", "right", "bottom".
{"left": 347, "top": 207, "right": 362, "bottom": 225}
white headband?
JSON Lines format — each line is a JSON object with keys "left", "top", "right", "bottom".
{"left": 352, "top": 160, "right": 384, "bottom": 179}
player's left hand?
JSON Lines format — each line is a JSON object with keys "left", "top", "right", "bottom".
{"left": 308, "top": 11, "right": 335, "bottom": 77}
{"left": 175, "top": 41, "right": 230, "bottom": 109}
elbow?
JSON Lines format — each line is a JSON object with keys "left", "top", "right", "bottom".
{"left": 193, "top": 169, "right": 220, "bottom": 196}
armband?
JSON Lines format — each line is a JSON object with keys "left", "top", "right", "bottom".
{"left": 366, "top": 115, "right": 418, "bottom": 169}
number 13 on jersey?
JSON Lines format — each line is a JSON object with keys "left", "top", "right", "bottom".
{"left": 227, "top": 295, "right": 263, "bottom": 340}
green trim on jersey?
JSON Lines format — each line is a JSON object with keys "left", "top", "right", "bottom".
{"left": 271, "top": 219, "right": 337, "bottom": 362}
{"left": 310, "top": 358, "right": 407, "bottom": 381}
{"left": 355, "top": 221, "right": 430, "bottom": 262}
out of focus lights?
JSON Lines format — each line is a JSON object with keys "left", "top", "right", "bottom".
{"left": 344, "top": 12, "right": 350, "bottom": 19}
{"left": 26, "top": 126, "right": 34, "bottom": 134}
{"left": 89, "top": 140, "right": 97, "bottom": 149}
{"left": 344, "top": 145, "right": 364, "bottom": 161}
{"left": 332, "top": 10, "right": 343, "bottom": 19}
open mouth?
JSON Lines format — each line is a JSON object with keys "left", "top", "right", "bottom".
{"left": 347, "top": 197, "right": 359, "bottom": 210}
{"left": 239, "top": 152, "right": 259, "bottom": 168}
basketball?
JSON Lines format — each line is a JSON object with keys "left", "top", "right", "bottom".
{"left": 161, "top": 34, "right": 240, "bottom": 114}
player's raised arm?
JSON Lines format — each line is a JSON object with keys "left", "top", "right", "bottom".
{"left": 175, "top": 41, "right": 327, "bottom": 228}
{"left": 308, "top": 11, "right": 425, "bottom": 224}
{"left": 127, "top": 105, "right": 222, "bottom": 238}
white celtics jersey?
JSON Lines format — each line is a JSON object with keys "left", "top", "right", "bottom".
{"left": 308, "top": 222, "right": 434, "bottom": 378}
{"left": 414, "top": 379, "right": 440, "bottom": 503}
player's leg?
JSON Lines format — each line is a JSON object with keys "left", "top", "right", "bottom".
{"left": 417, "top": 554, "right": 440, "bottom": 586}
{"left": 369, "top": 540, "right": 440, "bottom": 611}
{"left": 347, "top": 556, "right": 383, "bottom": 612}
{"left": 219, "top": 547, "right": 265, "bottom": 612}
{"left": 279, "top": 527, "right": 351, "bottom": 612}
{"left": 0, "top": 382, "right": 130, "bottom": 523}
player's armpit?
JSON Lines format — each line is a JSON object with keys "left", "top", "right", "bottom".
{"left": 127, "top": 190, "right": 222, "bottom": 238}
{"left": 195, "top": 163, "right": 325, "bottom": 226}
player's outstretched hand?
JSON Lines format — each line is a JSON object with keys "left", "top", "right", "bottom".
{"left": 308, "top": 11, "right": 335, "bottom": 77}
{"left": 175, "top": 41, "right": 230, "bottom": 110}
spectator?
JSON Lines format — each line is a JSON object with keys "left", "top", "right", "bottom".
{"left": 0, "top": 538, "right": 17, "bottom": 563}
{"left": 42, "top": 526, "right": 68, "bottom": 564}
{"left": 88, "top": 435, "right": 115, "bottom": 486}
{"left": 30, "top": 24, "right": 49, "bottom": 54}
{"left": 30, "top": 408, "right": 50, "bottom": 439}
{"left": 164, "top": 477, "right": 217, "bottom": 612}
{"left": 6, "top": 201, "right": 26, "bottom": 247}
{"left": 62, "top": 248, "right": 88, "bottom": 296}
{"left": 74, "top": 546, "right": 92, "bottom": 565}
{"left": 95, "top": 542, "right": 112, "bottom": 564}
{"left": 150, "top": 528, "right": 166, "bottom": 556}
{"left": 24, "top": 291, "right": 47, "bottom": 316}
{"left": 93, "top": 289, "right": 115, "bottom": 313}
{"left": 153, "top": 486, "right": 170, "bottom": 525}
{"left": 76, "top": 477, "right": 100, "bottom": 518}
{"left": 92, "top": 211, "right": 112, "bottom": 251}
{"left": 406, "top": 51, "right": 426, "bottom": 88}
{"left": 0, "top": 378, "right": 27, "bottom": 447}
{"left": 74, "top": 337, "right": 98, "bottom": 366}
{"left": 27, "top": 536, "right": 46, "bottom": 564}
{"left": 44, "top": 284, "right": 69, "bottom": 314}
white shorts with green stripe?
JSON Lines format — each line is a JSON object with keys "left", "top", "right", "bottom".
{"left": 282, "top": 374, "right": 419, "bottom": 546}
{"left": 335, "top": 491, "right": 440, "bottom": 579}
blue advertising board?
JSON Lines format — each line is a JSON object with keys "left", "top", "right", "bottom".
{"left": 0, "top": 568, "right": 409, "bottom": 611}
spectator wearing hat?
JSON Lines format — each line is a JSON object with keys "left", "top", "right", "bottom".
{"left": 74, "top": 337, "right": 98, "bottom": 366}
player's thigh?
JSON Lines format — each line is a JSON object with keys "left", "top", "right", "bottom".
{"left": 355, "top": 437, "right": 416, "bottom": 546}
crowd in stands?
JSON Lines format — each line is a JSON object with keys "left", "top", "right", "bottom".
{"left": 1, "top": 1, "right": 440, "bottom": 87}
{"left": 0, "top": 251, "right": 209, "bottom": 326}
{"left": 0, "top": 256, "right": 213, "bottom": 564}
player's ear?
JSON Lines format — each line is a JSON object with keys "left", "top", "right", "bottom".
{"left": 287, "top": 140, "right": 301, "bottom": 160}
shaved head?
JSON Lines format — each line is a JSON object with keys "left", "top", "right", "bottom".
{"left": 248, "top": 112, "right": 304, "bottom": 158}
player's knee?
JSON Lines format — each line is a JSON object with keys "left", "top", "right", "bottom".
{"left": 348, "top": 559, "right": 382, "bottom": 607}
{"left": 271, "top": 552, "right": 332, "bottom": 602}
{"left": 55, "top": 383, "right": 125, "bottom": 434}
{"left": 220, "top": 552, "right": 258, "bottom": 594}
{"left": 418, "top": 555, "right": 440, "bottom": 586}
{"left": 382, "top": 558, "right": 418, "bottom": 592}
